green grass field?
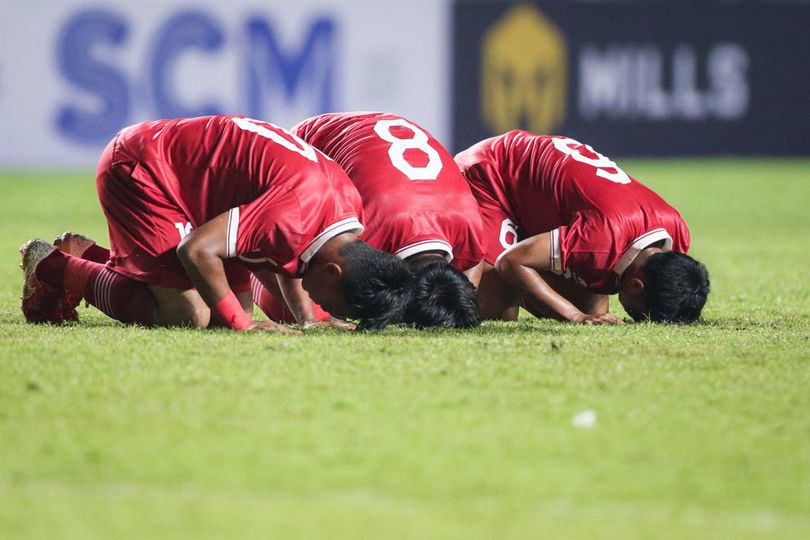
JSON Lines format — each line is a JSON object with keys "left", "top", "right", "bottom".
{"left": 1, "top": 161, "right": 809, "bottom": 539}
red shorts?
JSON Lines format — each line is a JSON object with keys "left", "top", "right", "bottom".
{"left": 96, "top": 134, "right": 250, "bottom": 292}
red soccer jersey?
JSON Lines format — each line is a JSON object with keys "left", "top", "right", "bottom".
{"left": 108, "top": 115, "right": 363, "bottom": 278}
{"left": 292, "top": 112, "right": 484, "bottom": 271}
{"left": 455, "top": 130, "right": 690, "bottom": 293}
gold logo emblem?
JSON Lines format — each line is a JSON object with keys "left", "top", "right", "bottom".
{"left": 481, "top": 5, "right": 567, "bottom": 135}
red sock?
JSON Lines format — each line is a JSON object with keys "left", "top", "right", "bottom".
{"left": 80, "top": 243, "right": 111, "bottom": 263}
{"left": 36, "top": 251, "right": 157, "bottom": 325}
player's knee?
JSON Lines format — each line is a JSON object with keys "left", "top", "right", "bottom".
{"left": 162, "top": 302, "right": 210, "bottom": 328}
{"left": 150, "top": 286, "right": 212, "bottom": 328}
{"left": 184, "top": 306, "right": 211, "bottom": 328}
{"left": 477, "top": 268, "right": 520, "bottom": 321}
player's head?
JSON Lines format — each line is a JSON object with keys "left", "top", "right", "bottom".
{"left": 619, "top": 251, "right": 710, "bottom": 323}
{"left": 403, "top": 258, "right": 481, "bottom": 329}
{"left": 303, "top": 239, "right": 413, "bottom": 330}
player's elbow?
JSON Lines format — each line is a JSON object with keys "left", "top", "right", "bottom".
{"left": 176, "top": 233, "right": 215, "bottom": 267}
{"left": 176, "top": 235, "right": 195, "bottom": 264}
{"left": 494, "top": 249, "right": 519, "bottom": 276}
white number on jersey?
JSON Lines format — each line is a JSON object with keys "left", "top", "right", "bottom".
{"left": 551, "top": 136, "right": 630, "bottom": 184}
{"left": 373, "top": 119, "right": 443, "bottom": 180}
{"left": 499, "top": 218, "right": 518, "bottom": 249}
{"left": 174, "top": 221, "right": 192, "bottom": 239}
{"left": 232, "top": 117, "right": 318, "bottom": 163}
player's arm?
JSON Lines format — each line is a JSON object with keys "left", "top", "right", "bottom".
{"left": 495, "top": 233, "right": 621, "bottom": 325}
{"left": 463, "top": 260, "right": 485, "bottom": 288}
{"left": 276, "top": 275, "right": 318, "bottom": 324}
{"left": 277, "top": 275, "right": 356, "bottom": 330}
{"left": 177, "top": 211, "right": 296, "bottom": 332}
{"left": 251, "top": 267, "right": 284, "bottom": 302}
{"left": 176, "top": 212, "right": 233, "bottom": 310}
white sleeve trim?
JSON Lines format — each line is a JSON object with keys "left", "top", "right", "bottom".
{"left": 550, "top": 228, "right": 562, "bottom": 274}
{"left": 226, "top": 207, "right": 240, "bottom": 258}
{"left": 238, "top": 254, "right": 278, "bottom": 265}
{"left": 300, "top": 217, "right": 364, "bottom": 263}
{"left": 613, "top": 228, "right": 673, "bottom": 277}
{"left": 395, "top": 240, "right": 453, "bottom": 262}
{"left": 494, "top": 229, "right": 561, "bottom": 271}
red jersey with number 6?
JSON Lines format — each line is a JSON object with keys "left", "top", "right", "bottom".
{"left": 292, "top": 112, "right": 484, "bottom": 271}
{"left": 98, "top": 115, "right": 363, "bottom": 287}
{"left": 455, "top": 130, "right": 690, "bottom": 293}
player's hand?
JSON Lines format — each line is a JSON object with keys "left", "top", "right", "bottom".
{"left": 247, "top": 320, "right": 302, "bottom": 334}
{"left": 301, "top": 317, "right": 357, "bottom": 331}
{"left": 574, "top": 312, "right": 624, "bottom": 325}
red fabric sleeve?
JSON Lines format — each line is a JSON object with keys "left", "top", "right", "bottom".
{"left": 231, "top": 189, "right": 306, "bottom": 276}
{"left": 555, "top": 213, "right": 617, "bottom": 291}
{"left": 450, "top": 206, "right": 486, "bottom": 271}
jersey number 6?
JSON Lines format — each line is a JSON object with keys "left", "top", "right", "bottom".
{"left": 552, "top": 136, "right": 630, "bottom": 184}
{"left": 373, "top": 119, "right": 443, "bottom": 181}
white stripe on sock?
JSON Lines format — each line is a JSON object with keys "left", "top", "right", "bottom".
{"left": 93, "top": 271, "right": 105, "bottom": 313}
{"left": 251, "top": 275, "right": 261, "bottom": 304}
{"left": 96, "top": 269, "right": 116, "bottom": 316}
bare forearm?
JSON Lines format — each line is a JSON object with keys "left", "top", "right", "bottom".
{"left": 499, "top": 260, "right": 584, "bottom": 322}
{"left": 493, "top": 233, "right": 621, "bottom": 325}
{"left": 277, "top": 276, "right": 317, "bottom": 323}
{"left": 177, "top": 247, "right": 231, "bottom": 306}
{"left": 175, "top": 211, "right": 235, "bottom": 308}
{"left": 463, "top": 261, "right": 485, "bottom": 288}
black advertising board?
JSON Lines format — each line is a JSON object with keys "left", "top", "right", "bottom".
{"left": 452, "top": 1, "right": 810, "bottom": 155}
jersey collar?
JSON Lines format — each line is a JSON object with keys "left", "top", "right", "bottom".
{"left": 395, "top": 240, "right": 453, "bottom": 262}
{"left": 300, "top": 217, "right": 364, "bottom": 267}
{"left": 613, "top": 228, "right": 673, "bottom": 277}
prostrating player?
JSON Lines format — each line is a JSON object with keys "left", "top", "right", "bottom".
{"left": 455, "top": 131, "right": 710, "bottom": 324}
{"left": 252, "top": 111, "right": 484, "bottom": 328}
{"left": 20, "top": 115, "right": 413, "bottom": 331}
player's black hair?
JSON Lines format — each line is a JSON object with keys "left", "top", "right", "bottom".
{"left": 403, "top": 258, "right": 481, "bottom": 329}
{"left": 340, "top": 240, "right": 414, "bottom": 331}
{"left": 640, "top": 251, "right": 710, "bottom": 324}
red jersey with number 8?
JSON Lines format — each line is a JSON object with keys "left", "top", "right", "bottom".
{"left": 292, "top": 112, "right": 484, "bottom": 271}
{"left": 455, "top": 130, "right": 690, "bottom": 293}
{"left": 97, "top": 115, "right": 363, "bottom": 288}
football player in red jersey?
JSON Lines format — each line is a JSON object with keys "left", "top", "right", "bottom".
{"left": 455, "top": 131, "right": 710, "bottom": 324}
{"left": 252, "top": 112, "right": 485, "bottom": 328}
{"left": 20, "top": 116, "right": 413, "bottom": 331}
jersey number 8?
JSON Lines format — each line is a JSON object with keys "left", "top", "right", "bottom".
{"left": 373, "top": 119, "right": 443, "bottom": 181}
